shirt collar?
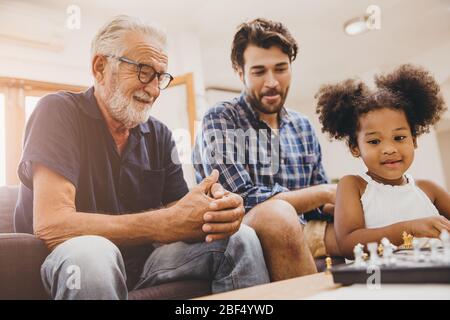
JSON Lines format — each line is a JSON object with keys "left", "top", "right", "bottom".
{"left": 82, "top": 86, "right": 151, "bottom": 135}
{"left": 80, "top": 86, "right": 103, "bottom": 120}
{"left": 238, "top": 93, "right": 293, "bottom": 128}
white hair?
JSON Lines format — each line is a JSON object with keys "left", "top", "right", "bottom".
{"left": 91, "top": 15, "right": 167, "bottom": 59}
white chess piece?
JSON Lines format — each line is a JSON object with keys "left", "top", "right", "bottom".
{"left": 429, "top": 238, "right": 440, "bottom": 262}
{"left": 412, "top": 238, "right": 425, "bottom": 262}
{"left": 353, "top": 243, "right": 365, "bottom": 267}
{"left": 440, "top": 230, "right": 450, "bottom": 262}
{"left": 381, "top": 237, "right": 394, "bottom": 265}
{"left": 367, "top": 242, "right": 380, "bottom": 265}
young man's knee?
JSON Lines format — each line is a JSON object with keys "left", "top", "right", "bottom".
{"left": 246, "top": 199, "right": 300, "bottom": 235}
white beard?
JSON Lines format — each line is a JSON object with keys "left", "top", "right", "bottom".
{"left": 103, "top": 83, "right": 153, "bottom": 129}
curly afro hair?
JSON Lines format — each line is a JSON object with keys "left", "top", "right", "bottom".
{"left": 315, "top": 64, "right": 447, "bottom": 149}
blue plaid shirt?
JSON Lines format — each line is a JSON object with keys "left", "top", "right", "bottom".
{"left": 193, "top": 93, "right": 328, "bottom": 217}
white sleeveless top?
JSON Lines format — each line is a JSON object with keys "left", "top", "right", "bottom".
{"left": 359, "top": 172, "right": 439, "bottom": 228}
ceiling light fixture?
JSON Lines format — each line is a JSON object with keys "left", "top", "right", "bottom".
{"left": 343, "top": 16, "right": 369, "bottom": 36}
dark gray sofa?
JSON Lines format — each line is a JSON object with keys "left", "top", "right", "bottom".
{"left": 0, "top": 185, "right": 211, "bottom": 300}
{"left": 0, "top": 185, "right": 342, "bottom": 299}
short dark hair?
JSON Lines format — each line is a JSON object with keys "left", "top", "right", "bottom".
{"left": 315, "top": 64, "right": 447, "bottom": 149}
{"left": 230, "top": 18, "right": 298, "bottom": 72}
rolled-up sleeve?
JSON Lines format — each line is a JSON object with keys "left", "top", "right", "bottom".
{"left": 310, "top": 128, "right": 329, "bottom": 186}
{"left": 193, "top": 110, "right": 288, "bottom": 212}
{"left": 18, "top": 94, "right": 81, "bottom": 190}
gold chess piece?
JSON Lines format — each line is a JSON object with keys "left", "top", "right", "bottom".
{"left": 325, "top": 256, "right": 332, "bottom": 274}
{"left": 402, "top": 231, "right": 413, "bottom": 249}
{"left": 378, "top": 243, "right": 384, "bottom": 256}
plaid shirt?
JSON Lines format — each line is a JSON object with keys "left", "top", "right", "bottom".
{"left": 193, "top": 93, "right": 329, "bottom": 218}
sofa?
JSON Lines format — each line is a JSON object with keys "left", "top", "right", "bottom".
{"left": 0, "top": 185, "right": 342, "bottom": 300}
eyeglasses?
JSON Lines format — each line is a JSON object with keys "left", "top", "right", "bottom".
{"left": 106, "top": 55, "right": 174, "bottom": 90}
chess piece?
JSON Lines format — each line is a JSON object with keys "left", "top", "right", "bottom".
{"left": 429, "top": 238, "right": 440, "bottom": 262}
{"left": 353, "top": 243, "right": 365, "bottom": 267}
{"left": 367, "top": 242, "right": 380, "bottom": 265}
{"left": 377, "top": 243, "right": 384, "bottom": 257}
{"left": 402, "top": 231, "right": 413, "bottom": 249}
{"left": 325, "top": 256, "right": 332, "bottom": 274}
{"left": 412, "top": 238, "right": 425, "bottom": 262}
{"left": 381, "top": 237, "right": 394, "bottom": 265}
{"left": 440, "top": 230, "right": 450, "bottom": 262}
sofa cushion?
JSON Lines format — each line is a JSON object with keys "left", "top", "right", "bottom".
{"left": 128, "top": 280, "right": 211, "bottom": 300}
{"left": 0, "top": 233, "right": 49, "bottom": 299}
{"left": 0, "top": 186, "right": 19, "bottom": 233}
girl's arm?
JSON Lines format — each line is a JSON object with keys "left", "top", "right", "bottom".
{"left": 416, "top": 179, "right": 450, "bottom": 220}
{"left": 335, "top": 175, "right": 416, "bottom": 259}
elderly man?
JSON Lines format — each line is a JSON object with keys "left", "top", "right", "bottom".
{"left": 194, "top": 18, "right": 341, "bottom": 282}
{"left": 13, "top": 15, "right": 269, "bottom": 300}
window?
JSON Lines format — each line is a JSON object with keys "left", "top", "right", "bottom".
{"left": 0, "top": 75, "right": 195, "bottom": 186}
{"left": 0, "top": 77, "right": 87, "bottom": 185}
{"left": 0, "top": 93, "right": 5, "bottom": 186}
{"left": 25, "top": 96, "right": 41, "bottom": 123}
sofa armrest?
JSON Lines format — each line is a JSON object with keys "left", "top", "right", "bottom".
{"left": 0, "top": 233, "right": 50, "bottom": 299}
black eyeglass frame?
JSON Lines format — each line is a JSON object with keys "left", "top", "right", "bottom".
{"left": 105, "top": 55, "right": 174, "bottom": 90}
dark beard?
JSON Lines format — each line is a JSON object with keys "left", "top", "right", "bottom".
{"left": 246, "top": 88, "right": 288, "bottom": 115}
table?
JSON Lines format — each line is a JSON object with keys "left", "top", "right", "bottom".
{"left": 196, "top": 272, "right": 450, "bottom": 300}
{"left": 196, "top": 272, "right": 340, "bottom": 300}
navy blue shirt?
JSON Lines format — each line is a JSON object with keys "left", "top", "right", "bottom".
{"left": 14, "top": 87, "right": 189, "bottom": 234}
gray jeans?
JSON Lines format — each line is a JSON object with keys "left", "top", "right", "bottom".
{"left": 41, "top": 224, "right": 270, "bottom": 299}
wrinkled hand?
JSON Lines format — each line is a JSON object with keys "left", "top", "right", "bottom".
{"left": 202, "top": 189, "right": 244, "bottom": 242}
{"left": 408, "top": 216, "right": 450, "bottom": 238}
{"left": 170, "top": 169, "right": 244, "bottom": 243}
{"left": 170, "top": 169, "right": 221, "bottom": 243}
{"left": 209, "top": 181, "right": 230, "bottom": 199}
{"left": 202, "top": 176, "right": 244, "bottom": 242}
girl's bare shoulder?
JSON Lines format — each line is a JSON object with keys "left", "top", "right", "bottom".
{"left": 338, "top": 174, "right": 367, "bottom": 197}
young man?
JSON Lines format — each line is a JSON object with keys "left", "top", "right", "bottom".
{"left": 194, "top": 18, "right": 340, "bottom": 281}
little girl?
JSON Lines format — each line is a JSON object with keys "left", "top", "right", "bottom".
{"left": 315, "top": 64, "right": 450, "bottom": 258}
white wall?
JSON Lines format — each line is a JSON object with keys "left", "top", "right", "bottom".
{"left": 437, "top": 130, "right": 450, "bottom": 189}
{"left": 204, "top": 87, "right": 448, "bottom": 188}
{"left": 296, "top": 97, "right": 447, "bottom": 187}
{"left": 0, "top": 7, "right": 206, "bottom": 188}
{"left": 1, "top": 1, "right": 447, "bottom": 190}
{"left": 0, "top": 4, "right": 205, "bottom": 89}
{"left": 0, "top": 94, "right": 5, "bottom": 186}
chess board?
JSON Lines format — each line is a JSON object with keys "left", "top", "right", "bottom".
{"left": 331, "top": 248, "right": 450, "bottom": 285}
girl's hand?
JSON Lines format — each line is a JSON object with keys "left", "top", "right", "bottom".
{"left": 408, "top": 216, "right": 450, "bottom": 238}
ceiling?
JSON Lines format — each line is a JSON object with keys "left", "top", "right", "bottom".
{"left": 7, "top": 0, "right": 450, "bottom": 105}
